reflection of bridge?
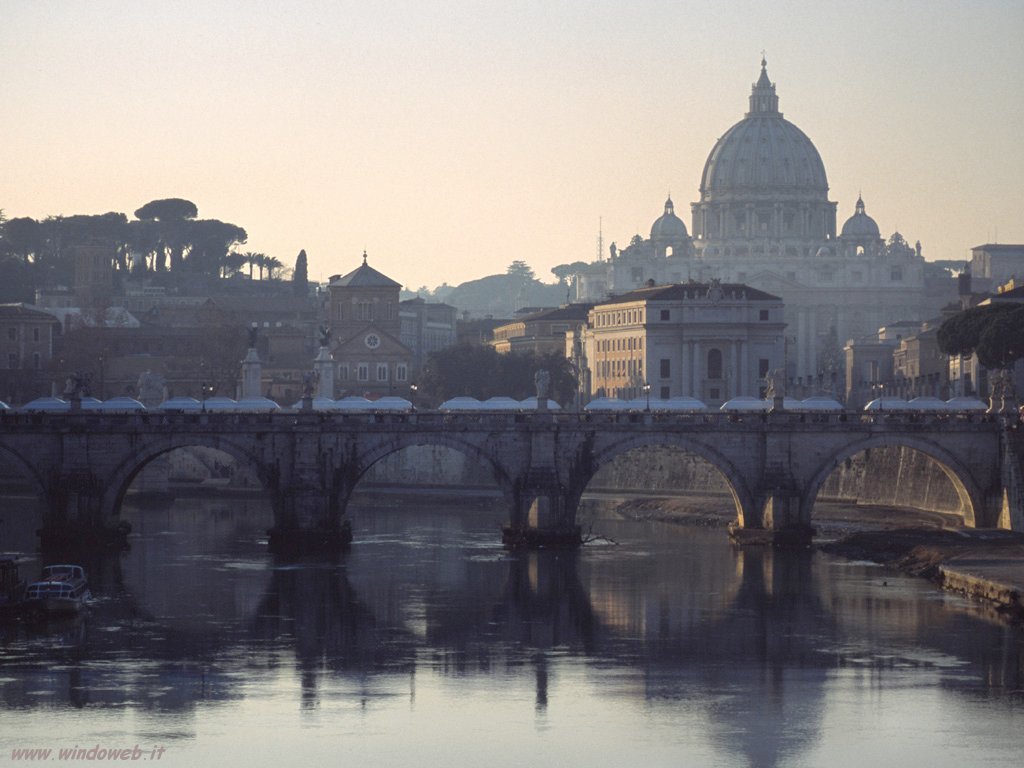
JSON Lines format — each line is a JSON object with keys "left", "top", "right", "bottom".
{"left": 0, "top": 409, "right": 1021, "bottom": 546}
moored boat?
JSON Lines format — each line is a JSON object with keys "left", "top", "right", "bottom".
{"left": 23, "top": 564, "right": 92, "bottom": 615}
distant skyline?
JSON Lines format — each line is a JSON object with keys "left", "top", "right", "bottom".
{"left": 3, "top": 1, "right": 1022, "bottom": 290}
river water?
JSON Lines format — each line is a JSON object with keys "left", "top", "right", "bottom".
{"left": 1, "top": 494, "right": 1022, "bottom": 767}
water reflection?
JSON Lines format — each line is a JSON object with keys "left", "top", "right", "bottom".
{"left": 0, "top": 496, "right": 1020, "bottom": 766}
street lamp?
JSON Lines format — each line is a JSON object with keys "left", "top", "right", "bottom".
{"left": 643, "top": 381, "right": 651, "bottom": 412}
{"left": 410, "top": 383, "right": 418, "bottom": 413}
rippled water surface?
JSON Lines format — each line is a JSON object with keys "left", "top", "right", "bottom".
{"left": 1, "top": 496, "right": 1022, "bottom": 767}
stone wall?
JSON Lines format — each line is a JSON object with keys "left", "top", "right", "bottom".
{"left": 818, "top": 445, "right": 962, "bottom": 513}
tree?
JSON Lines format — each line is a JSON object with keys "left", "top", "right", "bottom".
{"left": 506, "top": 260, "right": 535, "bottom": 282}
{"left": 418, "top": 344, "right": 577, "bottom": 405}
{"left": 937, "top": 303, "right": 1024, "bottom": 369}
{"left": 185, "top": 220, "right": 247, "bottom": 276}
{"left": 550, "top": 261, "right": 589, "bottom": 284}
{"left": 264, "top": 256, "right": 284, "bottom": 280}
{"left": 134, "top": 198, "right": 198, "bottom": 272}
{"left": 293, "top": 249, "right": 309, "bottom": 295}
{"left": 2, "top": 217, "right": 43, "bottom": 263}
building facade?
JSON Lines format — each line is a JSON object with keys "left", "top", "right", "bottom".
{"left": 491, "top": 304, "right": 593, "bottom": 356}
{"left": 326, "top": 253, "right": 413, "bottom": 398}
{"left": 573, "top": 59, "right": 956, "bottom": 391}
{"left": 400, "top": 297, "right": 457, "bottom": 374}
{"left": 0, "top": 304, "right": 61, "bottom": 403}
{"left": 573, "top": 280, "right": 785, "bottom": 406}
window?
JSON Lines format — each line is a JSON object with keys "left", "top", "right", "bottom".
{"left": 357, "top": 363, "right": 369, "bottom": 382}
{"left": 32, "top": 352, "right": 40, "bottom": 369}
{"left": 759, "top": 358, "right": 770, "bottom": 378}
{"left": 339, "top": 364, "right": 349, "bottom": 381}
{"left": 759, "top": 309, "right": 769, "bottom": 321}
{"left": 660, "top": 359, "right": 670, "bottom": 378}
{"left": 660, "top": 386, "right": 670, "bottom": 399}
{"left": 660, "top": 309, "right": 670, "bottom": 321}
{"left": 33, "top": 328, "right": 40, "bottom": 342}
{"left": 707, "top": 348, "right": 723, "bottom": 379}
{"left": 7, "top": 353, "right": 16, "bottom": 369}
{"left": 6, "top": 328, "right": 15, "bottom": 341}
{"left": 377, "top": 363, "right": 388, "bottom": 381}
{"left": 891, "top": 267, "right": 903, "bottom": 281}
{"left": 358, "top": 302, "right": 372, "bottom": 320}
{"left": 396, "top": 364, "right": 407, "bottom": 382}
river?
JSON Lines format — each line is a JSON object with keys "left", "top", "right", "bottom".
{"left": 1, "top": 494, "right": 1022, "bottom": 767}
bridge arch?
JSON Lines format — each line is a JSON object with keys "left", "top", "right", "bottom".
{"left": 578, "top": 433, "right": 756, "bottom": 525}
{"left": 801, "top": 435, "right": 982, "bottom": 528}
{"left": 0, "top": 442, "right": 48, "bottom": 499}
{"left": 345, "top": 432, "right": 518, "bottom": 514}
{"left": 101, "top": 434, "right": 276, "bottom": 522}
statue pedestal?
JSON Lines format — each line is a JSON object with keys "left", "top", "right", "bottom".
{"left": 314, "top": 346, "right": 335, "bottom": 399}
{"left": 241, "top": 348, "right": 262, "bottom": 399}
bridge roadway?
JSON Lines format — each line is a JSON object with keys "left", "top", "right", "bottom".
{"left": 0, "top": 407, "right": 1021, "bottom": 548}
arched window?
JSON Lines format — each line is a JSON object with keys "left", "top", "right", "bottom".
{"left": 707, "top": 348, "right": 723, "bottom": 379}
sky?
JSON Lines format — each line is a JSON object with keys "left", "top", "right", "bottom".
{"left": 2, "top": 0, "right": 1022, "bottom": 291}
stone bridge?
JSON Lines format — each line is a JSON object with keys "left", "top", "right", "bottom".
{"left": 0, "top": 408, "right": 1021, "bottom": 549}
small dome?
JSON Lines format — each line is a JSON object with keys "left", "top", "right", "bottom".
{"left": 650, "top": 197, "right": 689, "bottom": 241}
{"left": 840, "top": 195, "right": 881, "bottom": 239}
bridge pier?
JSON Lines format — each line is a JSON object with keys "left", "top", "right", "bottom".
{"left": 266, "top": 488, "right": 351, "bottom": 555}
{"left": 266, "top": 433, "right": 352, "bottom": 555}
{"left": 729, "top": 483, "right": 815, "bottom": 548}
{"left": 503, "top": 467, "right": 582, "bottom": 550}
{"left": 40, "top": 470, "right": 130, "bottom": 549}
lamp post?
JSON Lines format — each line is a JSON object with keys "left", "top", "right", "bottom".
{"left": 410, "top": 383, "right": 418, "bottom": 413}
{"left": 643, "top": 381, "right": 651, "bottom": 412}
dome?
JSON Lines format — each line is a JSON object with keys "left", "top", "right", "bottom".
{"left": 650, "top": 197, "right": 689, "bottom": 241}
{"left": 840, "top": 195, "right": 881, "bottom": 238}
{"left": 699, "top": 60, "right": 829, "bottom": 199}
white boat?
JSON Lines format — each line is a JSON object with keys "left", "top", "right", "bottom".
{"left": 24, "top": 564, "right": 92, "bottom": 615}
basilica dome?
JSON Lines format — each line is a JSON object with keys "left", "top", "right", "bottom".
{"left": 699, "top": 60, "right": 829, "bottom": 200}
{"left": 650, "top": 196, "right": 689, "bottom": 241}
{"left": 840, "top": 195, "right": 881, "bottom": 238}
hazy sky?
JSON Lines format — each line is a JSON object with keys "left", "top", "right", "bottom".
{"left": 2, "top": 1, "right": 1022, "bottom": 290}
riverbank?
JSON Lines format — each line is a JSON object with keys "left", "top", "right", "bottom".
{"left": 600, "top": 493, "right": 1024, "bottom": 626}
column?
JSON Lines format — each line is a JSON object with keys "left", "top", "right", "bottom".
{"left": 729, "top": 343, "right": 738, "bottom": 399}
{"left": 241, "top": 347, "right": 262, "bottom": 399}
{"left": 692, "top": 342, "right": 701, "bottom": 399}
{"left": 740, "top": 340, "right": 749, "bottom": 396}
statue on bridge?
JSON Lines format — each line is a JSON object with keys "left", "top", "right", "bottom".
{"left": 247, "top": 324, "right": 259, "bottom": 349}
{"left": 988, "top": 369, "right": 1016, "bottom": 415}
{"left": 63, "top": 371, "right": 90, "bottom": 400}
{"left": 136, "top": 370, "right": 167, "bottom": 407}
{"left": 534, "top": 368, "right": 551, "bottom": 400}
{"left": 302, "top": 370, "right": 319, "bottom": 398}
{"left": 318, "top": 324, "right": 332, "bottom": 348}
{"left": 764, "top": 368, "right": 785, "bottom": 401}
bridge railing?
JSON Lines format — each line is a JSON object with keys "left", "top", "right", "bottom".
{"left": 0, "top": 408, "right": 1008, "bottom": 431}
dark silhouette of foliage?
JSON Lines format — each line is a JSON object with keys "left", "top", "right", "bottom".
{"left": 937, "top": 303, "right": 1024, "bottom": 369}
{"left": 550, "top": 261, "right": 589, "bottom": 283}
{"left": 506, "top": 260, "right": 535, "bottom": 282}
{"left": 418, "top": 344, "right": 577, "bottom": 405}
{"left": 293, "top": 249, "right": 309, "bottom": 295}
{"left": 134, "top": 198, "right": 198, "bottom": 222}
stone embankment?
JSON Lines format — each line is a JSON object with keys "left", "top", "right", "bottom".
{"left": 821, "top": 529, "right": 1024, "bottom": 624}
